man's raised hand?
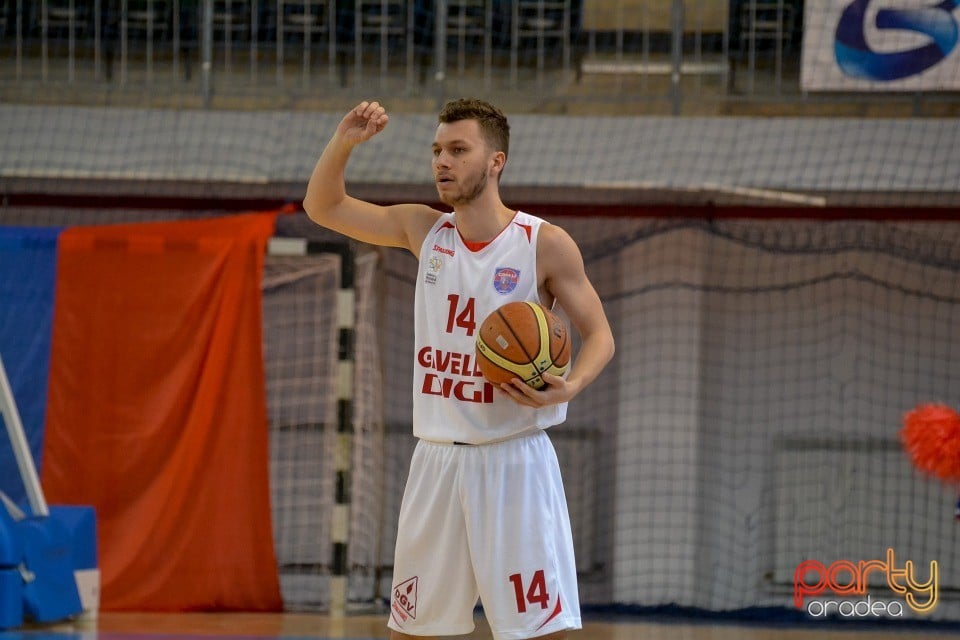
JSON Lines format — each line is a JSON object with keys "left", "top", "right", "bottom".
{"left": 338, "top": 101, "right": 389, "bottom": 146}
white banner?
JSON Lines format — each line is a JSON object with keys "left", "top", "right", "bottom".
{"left": 802, "top": 0, "right": 960, "bottom": 91}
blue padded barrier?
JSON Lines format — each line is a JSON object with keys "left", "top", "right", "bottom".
{"left": 19, "top": 514, "right": 83, "bottom": 623}
{"left": 0, "top": 506, "right": 22, "bottom": 566}
{"left": 48, "top": 506, "right": 97, "bottom": 572}
{"left": 0, "top": 505, "right": 23, "bottom": 629}
{"left": 0, "top": 500, "right": 86, "bottom": 628}
{"left": 0, "top": 568, "right": 21, "bottom": 629}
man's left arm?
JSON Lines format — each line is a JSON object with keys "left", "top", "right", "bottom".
{"left": 501, "top": 224, "right": 615, "bottom": 408}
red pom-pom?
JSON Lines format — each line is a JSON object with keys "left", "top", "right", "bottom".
{"left": 901, "top": 403, "right": 960, "bottom": 483}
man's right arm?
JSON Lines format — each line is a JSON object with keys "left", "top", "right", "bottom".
{"left": 303, "top": 101, "right": 437, "bottom": 255}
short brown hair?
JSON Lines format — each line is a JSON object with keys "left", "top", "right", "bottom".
{"left": 438, "top": 98, "right": 510, "bottom": 158}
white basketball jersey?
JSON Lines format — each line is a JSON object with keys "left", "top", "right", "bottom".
{"left": 413, "top": 211, "right": 568, "bottom": 444}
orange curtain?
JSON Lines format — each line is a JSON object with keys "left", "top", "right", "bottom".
{"left": 42, "top": 214, "right": 283, "bottom": 611}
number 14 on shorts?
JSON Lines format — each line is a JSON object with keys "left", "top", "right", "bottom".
{"left": 509, "top": 570, "right": 550, "bottom": 612}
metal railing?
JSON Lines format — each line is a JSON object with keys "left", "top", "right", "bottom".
{"left": 0, "top": 1, "right": 828, "bottom": 113}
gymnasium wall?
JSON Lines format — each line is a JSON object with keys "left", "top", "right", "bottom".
{"left": 2, "top": 205, "right": 959, "bottom": 621}
{"left": 2, "top": 104, "right": 960, "bottom": 622}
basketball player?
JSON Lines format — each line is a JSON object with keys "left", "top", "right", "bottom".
{"left": 304, "top": 100, "right": 615, "bottom": 640}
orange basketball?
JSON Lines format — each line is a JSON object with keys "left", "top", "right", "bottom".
{"left": 475, "top": 301, "right": 571, "bottom": 390}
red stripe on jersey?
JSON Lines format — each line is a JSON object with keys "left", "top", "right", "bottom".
{"left": 536, "top": 594, "right": 564, "bottom": 631}
{"left": 514, "top": 222, "right": 533, "bottom": 242}
{"left": 462, "top": 238, "right": 492, "bottom": 252}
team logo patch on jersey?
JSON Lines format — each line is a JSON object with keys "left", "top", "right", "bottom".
{"left": 425, "top": 255, "right": 442, "bottom": 285}
{"left": 392, "top": 576, "right": 418, "bottom": 623}
{"left": 493, "top": 267, "right": 520, "bottom": 294}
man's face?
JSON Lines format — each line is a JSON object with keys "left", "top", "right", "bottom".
{"left": 432, "top": 119, "right": 498, "bottom": 207}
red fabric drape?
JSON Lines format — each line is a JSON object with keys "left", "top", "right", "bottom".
{"left": 42, "top": 214, "right": 282, "bottom": 612}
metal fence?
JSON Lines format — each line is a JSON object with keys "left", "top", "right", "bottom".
{"left": 0, "top": 0, "right": 855, "bottom": 114}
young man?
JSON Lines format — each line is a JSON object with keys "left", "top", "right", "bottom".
{"left": 304, "top": 99, "right": 615, "bottom": 640}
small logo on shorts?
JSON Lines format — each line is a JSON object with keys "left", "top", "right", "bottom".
{"left": 493, "top": 267, "right": 520, "bottom": 294}
{"left": 392, "top": 576, "right": 418, "bottom": 622}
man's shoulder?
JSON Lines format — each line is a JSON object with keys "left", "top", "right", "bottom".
{"left": 406, "top": 206, "right": 449, "bottom": 252}
{"left": 513, "top": 210, "right": 547, "bottom": 224}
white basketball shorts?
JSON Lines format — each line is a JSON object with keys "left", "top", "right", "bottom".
{"left": 387, "top": 430, "right": 581, "bottom": 640}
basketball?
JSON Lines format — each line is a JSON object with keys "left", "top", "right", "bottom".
{"left": 475, "top": 301, "right": 571, "bottom": 390}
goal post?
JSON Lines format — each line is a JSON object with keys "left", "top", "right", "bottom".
{"left": 264, "top": 238, "right": 387, "bottom": 617}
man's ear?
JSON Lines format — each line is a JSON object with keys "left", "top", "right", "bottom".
{"left": 490, "top": 150, "right": 507, "bottom": 176}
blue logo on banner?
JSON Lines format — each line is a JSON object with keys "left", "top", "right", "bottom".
{"left": 834, "top": 0, "right": 959, "bottom": 81}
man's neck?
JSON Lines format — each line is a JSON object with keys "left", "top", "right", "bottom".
{"left": 454, "top": 199, "right": 515, "bottom": 245}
